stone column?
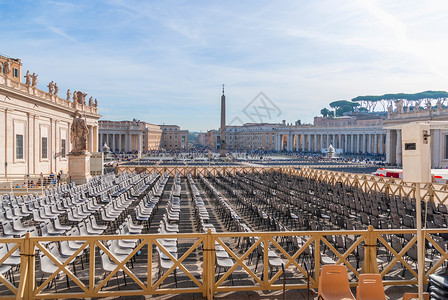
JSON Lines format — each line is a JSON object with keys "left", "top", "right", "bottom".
{"left": 386, "top": 130, "right": 393, "bottom": 163}
{"left": 314, "top": 134, "right": 318, "bottom": 152}
{"left": 357, "top": 134, "right": 361, "bottom": 153}
{"left": 300, "top": 134, "right": 305, "bottom": 151}
{"left": 373, "top": 134, "right": 378, "bottom": 154}
{"left": 308, "top": 134, "right": 312, "bottom": 151}
{"left": 287, "top": 133, "right": 293, "bottom": 151}
{"left": 352, "top": 134, "right": 356, "bottom": 153}
{"left": 367, "top": 134, "right": 372, "bottom": 154}
{"left": 139, "top": 133, "right": 143, "bottom": 153}
{"left": 93, "top": 126, "right": 98, "bottom": 152}
{"left": 432, "top": 129, "right": 440, "bottom": 168}
{"left": 89, "top": 126, "right": 94, "bottom": 153}
{"left": 361, "top": 134, "right": 365, "bottom": 153}
{"left": 320, "top": 134, "right": 324, "bottom": 152}
{"left": 379, "top": 134, "right": 384, "bottom": 155}
{"left": 49, "top": 118, "right": 53, "bottom": 173}
{"left": 344, "top": 134, "right": 349, "bottom": 153}
{"left": 396, "top": 129, "right": 402, "bottom": 165}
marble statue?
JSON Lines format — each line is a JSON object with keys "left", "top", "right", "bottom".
{"left": 47, "top": 81, "right": 54, "bottom": 94}
{"left": 437, "top": 99, "right": 442, "bottom": 111}
{"left": 94, "top": 98, "right": 98, "bottom": 107}
{"left": 3, "top": 60, "right": 10, "bottom": 77}
{"left": 73, "top": 90, "right": 78, "bottom": 103}
{"left": 70, "top": 111, "right": 89, "bottom": 154}
{"left": 88, "top": 96, "right": 93, "bottom": 106}
{"left": 66, "top": 89, "right": 71, "bottom": 101}
{"left": 82, "top": 93, "right": 87, "bottom": 104}
{"left": 31, "top": 73, "right": 38, "bottom": 87}
{"left": 414, "top": 100, "right": 420, "bottom": 112}
{"left": 426, "top": 100, "right": 432, "bottom": 111}
{"left": 54, "top": 83, "right": 59, "bottom": 96}
{"left": 24, "top": 70, "right": 31, "bottom": 85}
{"left": 394, "top": 100, "right": 403, "bottom": 113}
{"left": 387, "top": 105, "right": 393, "bottom": 114}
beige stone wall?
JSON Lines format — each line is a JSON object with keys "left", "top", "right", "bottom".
{"left": 0, "top": 75, "right": 100, "bottom": 179}
{"left": 160, "top": 125, "right": 189, "bottom": 150}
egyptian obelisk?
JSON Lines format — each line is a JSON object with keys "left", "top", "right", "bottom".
{"left": 220, "top": 84, "right": 226, "bottom": 157}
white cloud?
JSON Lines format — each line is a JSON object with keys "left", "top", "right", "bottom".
{"left": 2, "top": 0, "right": 448, "bottom": 130}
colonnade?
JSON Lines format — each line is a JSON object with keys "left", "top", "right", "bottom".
{"left": 98, "top": 132, "right": 143, "bottom": 153}
{"left": 276, "top": 132, "right": 387, "bottom": 155}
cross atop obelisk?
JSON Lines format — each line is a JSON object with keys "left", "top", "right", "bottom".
{"left": 220, "top": 84, "right": 226, "bottom": 157}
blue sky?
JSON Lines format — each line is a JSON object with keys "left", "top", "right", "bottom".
{"left": 1, "top": 0, "right": 448, "bottom": 131}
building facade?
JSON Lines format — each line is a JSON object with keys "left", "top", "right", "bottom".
{"left": 99, "top": 120, "right": 162, "bottom": 153}
{"left": 203, "top": 106, "right": 448, "bottom": 168}
{"left": 384, "top": 105, "right": 448, "bottom": 167}
{"left": 0, "top": 55, "right": 101, "bottom": 179}
{"left": 160, "top": 125, "right": 189, "bottom": 150}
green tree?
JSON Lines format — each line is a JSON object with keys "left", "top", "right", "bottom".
{"left": 329, "top": 100, "right": 360, "bottom": 116}
{"left": 321, "top": 108, "right": 330, "bottom": 117}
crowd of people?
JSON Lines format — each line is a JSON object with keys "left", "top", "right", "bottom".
{"left": 6, "top": 171, "right": 64, "bottom": 189}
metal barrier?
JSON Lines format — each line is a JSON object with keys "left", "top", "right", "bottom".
{"left": 0, "top": 227, "right": 447, "bottom": 299}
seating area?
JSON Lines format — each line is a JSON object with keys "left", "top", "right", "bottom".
{"left": 0, "top": 169, "right": 446, "bottom": 298}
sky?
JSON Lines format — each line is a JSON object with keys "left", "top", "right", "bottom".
{"left": 1, "top": 0, "right": 448, "bottom": 131}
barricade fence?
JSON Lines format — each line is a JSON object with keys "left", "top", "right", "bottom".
{"left": 116, "top": 166, "right": 448, "bottom": 205}
{"left": 1, "top": 227, "right": 447, "bottom": 299}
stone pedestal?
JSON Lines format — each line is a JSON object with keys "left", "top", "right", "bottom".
{"left": 68, "top": 153, "right": 91, "bottom": 185}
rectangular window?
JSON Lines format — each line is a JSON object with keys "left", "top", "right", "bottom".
{"left": 445, "top": 135, "right": 448, "bottom": 159}
{"left": 16, "top": 134, "right": 23, "bottom": 159}
{"left": 61, "top": 139, "right": 66, "bottom": 158}
{"left": 13, "top": 68, "right": 19, "bottom": 78}
{"left": 41, "top": 137, "right": 48, "bottom": 159}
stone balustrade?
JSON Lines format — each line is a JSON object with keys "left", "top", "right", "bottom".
{"left": 0, "top": 73, "right": 98, "bottom": 114}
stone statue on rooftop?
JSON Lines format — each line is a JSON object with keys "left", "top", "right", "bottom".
{"left": 66, "top": 89, "right": 71, "bottom": 101}
{"left": 54, "top": 83, "right": 59, "bottom": 96}
{"left": 70, "top": 110, "right": 89, "bottom": 155}
{"left": 31, "top": 73, "right": 38, "bottom": 87}
{"left": 426, "top": 100, "right": 432, "bottom": 111}
{"left": 437, "top": 99, "right": 442, "bottom": 111}
{"left": 88, "top": 96, "right": 93, "bottom": 106}
{"left": 47, "top": 81, "right": 54, "bottom": 94}
{"left": 73, "top": 90, "right": 78, "bottom": 103}
{"left": 24, "top": 70, "right": 31, "bottom": 86}
{"left": 387, "top": 105, "right": 393, "bottom": 114}
{"left": 414, "top": 100, "right": 420, "bottom": 112}
{"left": 94, "top": 98, "right": 98, "bottom": 107}
{"left": 394, "top": 100, "right": 403, "bottom": 113}
{"left": 3, "top": 60, "right": 10, "bottom": 77}
{"left": 81, "top": 93, "right": 87, "bottom": 105}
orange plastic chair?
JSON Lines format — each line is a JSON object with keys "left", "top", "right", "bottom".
{"left": 356, "top": 274, "right": 386, "bottom": 300}
{"left": 318, "top": 265, "right": 355, "bottom": 300}
{"left": 402, "top": 292, "right": 429, "bottom": 300}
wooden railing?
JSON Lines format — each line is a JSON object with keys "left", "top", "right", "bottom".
{"left": 1, "top": 228, "right": 447, "bottom": 299}
{"left": 117, "top": 165, "right": 448, "bottom": 204}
